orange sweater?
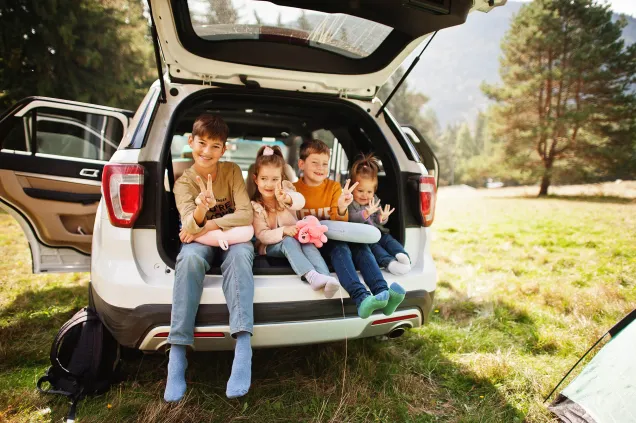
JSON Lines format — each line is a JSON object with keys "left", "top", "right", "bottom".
{"left": 294, "top": 178, "right": 348, "bottom": 221}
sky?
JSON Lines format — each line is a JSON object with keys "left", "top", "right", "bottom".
{"left": 516, "top": 0, "right": 636, "bottom": 17}
{"left": 188, "top": 0, "right": 636, "bottom": 25}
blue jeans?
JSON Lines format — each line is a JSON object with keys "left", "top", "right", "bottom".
{"left": 371, "top": 233, "right": 409, "bottom": 268}
{"left": 266, "top": 236, "right": 330, "bottom": 276}
{"left": 320, "top": 240, "right": 388, "bottom": 307}
{"left": 168, "top": 241, "right": 255, "bottom": 346}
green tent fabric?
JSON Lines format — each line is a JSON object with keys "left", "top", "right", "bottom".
{"left": 549, "top": 310, "right": 636, "bottom": 423}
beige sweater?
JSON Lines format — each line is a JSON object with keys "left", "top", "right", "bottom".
{"left": 174, "top": 162, "right": 253, "bottom": 234}
{"left": 251, "top": 181, "right": 305, "bottom": 255}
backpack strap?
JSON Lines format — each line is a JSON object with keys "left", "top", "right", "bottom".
{"left": 50, "top": 309, "right": 100, "bottom": 379}
{"left": 64, "top": 388, "right": 83, "bottom": 423}
{"left": 50, "top": 310, "right": 89, "bottom": 365}
{"left": 84, "top": 319, "right": 105, "bottom": 389}
{"left": 36, "top": 369, "right": 74, "bottom": 397}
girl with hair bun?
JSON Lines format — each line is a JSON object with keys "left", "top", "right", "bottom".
{"left": 348, "top": 153, "right": 412, "bottom": 277}
{"left": 251, "top": 145, "right": 340, "bottom": 298}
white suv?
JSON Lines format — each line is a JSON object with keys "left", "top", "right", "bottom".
{"left": 0, "top": 0, "right": 503, "bottom": 351}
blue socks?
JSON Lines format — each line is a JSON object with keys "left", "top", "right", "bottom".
{"left": 358, "top": 290, "right": 390, "bottom": 319}
{"left": 164, "top": 333, "right": 252, "bottom": 401}
{"left": 164, "top": 344, "right": 187, "bottom": 402}
{"left": 226, "top": 331, "right": 252, "bottom": 399}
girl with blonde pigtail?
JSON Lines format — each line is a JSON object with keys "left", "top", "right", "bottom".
{"left": 348, "top": 153, "right": 412, "bottom": 276}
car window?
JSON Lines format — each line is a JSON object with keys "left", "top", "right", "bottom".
{"left": 0, "top": 114, "right": 31, "bottom": 152}
{"left": 171, "top": 134, "right": 290, "bottom": 180}
{"left": 186, "top": 0, "right": 393, "bottom": 59}
{"left": 310, "top": 129, "right": 351, "bottom": 182}
{"left": 383, "top": 110, "right": 421, "bottom": 163}
{"left": 225, "top": 138, "right": 290, "bottom": 180}
{"left": 35, "top": 107, "right": 124, "bottom": 161}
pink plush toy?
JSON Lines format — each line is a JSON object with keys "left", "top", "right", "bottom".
{"left": 195, "top": 225, "right": 254, "bottom": 250}
{"left": 295, "top": 216, "right": 328, "bottom": 248}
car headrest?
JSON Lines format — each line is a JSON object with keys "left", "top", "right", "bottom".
{"left": 172, "top": 159, "right": 193, "bottom": 183}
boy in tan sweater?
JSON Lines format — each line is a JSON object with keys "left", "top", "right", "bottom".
{"left": 165, "top": 114, "right": 254, "bottom": 402}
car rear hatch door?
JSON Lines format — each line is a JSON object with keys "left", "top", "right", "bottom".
{"left": 150, "top": 0, "right": 506, "bottom": 97}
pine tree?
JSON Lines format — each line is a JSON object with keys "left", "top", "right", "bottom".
{"left": 297, "top": 11, "right": 312, "bottom": 31}
{"left": 253, "top": 10, "right": 262, "bottom": 25}
{"left": 457, "top": 123, "right": 477, "bottom": 160}
{"left": 438, "top": 124, "right": 459, "bottom": 185}
{"left": 205, "top": 0, "right": 238, "bottom": 24}
{"left": 483, "top": 0, "right": 636, "bottom": 195}
{"left": 0, "top": 0, "right": 154, "bottom": 110}
{"left": 378, "top": 68, "right": 430, "bottom": 129}
{"left": 474, "top": 111, "right": 488, "bottom": 154}
{"left": 378, "top": 67, "right": 441, "bottom": 174}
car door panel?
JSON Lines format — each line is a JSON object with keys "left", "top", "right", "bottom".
{"left": 0, "top": 97, "right": 132, "bottom": 273}
{"left": 0, "top": 170, "right": 98, "bottom": 253}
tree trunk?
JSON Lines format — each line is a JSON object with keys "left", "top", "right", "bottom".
{"left": 539, "top": 162, "right": 553, "bottom": 196}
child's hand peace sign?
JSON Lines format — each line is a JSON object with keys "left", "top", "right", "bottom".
{"left": 365, "top": 197, "right": 381, "bottom": 217}
{"left": 195, "top": 174, "right": 217, "bottom": 211}
{"left": 275, "top": 181, "right": 291, "bottom": 205}
{"left": 379, "top": 204, "right": 395, "bottom": 223}
{"left": 337, "top": 179, "right": 359, "bottom": 212}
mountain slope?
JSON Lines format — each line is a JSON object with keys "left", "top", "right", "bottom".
{"left": 406, "top": 2, "right": 636, "bottom": 127}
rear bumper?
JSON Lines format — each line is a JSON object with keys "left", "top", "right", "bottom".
{"left": 140, "top": 310, "right": 423, "bottom": 351}
{"left": 90, "top": 283, "right": 435, "bottom": 351}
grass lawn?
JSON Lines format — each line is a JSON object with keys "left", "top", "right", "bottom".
{"left": 0, "top": 194, "right": 634, "bottom": 422}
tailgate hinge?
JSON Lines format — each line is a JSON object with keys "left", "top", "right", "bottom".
{"left": 201, "top": 74, "right": 215, "bottom": 86}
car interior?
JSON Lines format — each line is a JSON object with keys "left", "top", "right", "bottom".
{"left": 158, "top": 92, "right": 405, "bottom": 273}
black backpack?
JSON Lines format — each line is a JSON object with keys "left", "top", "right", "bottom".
{"left": 37, "top": 307, "right": 121, "bottom": 422}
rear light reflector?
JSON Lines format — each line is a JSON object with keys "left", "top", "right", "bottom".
{"left": 420, "top": 174, "right": 437, "bottom": 227}
{"left": 371, "top": 314, "right": 419, "bottom": 326}
{"left": 154, "top": 332, "right": 225, "bottom": 338}
{"left": 194, "top": 332, "right": 225, "bottom": 338}
{"left": 102, "top": 163, "right": 144, "bottom": 228}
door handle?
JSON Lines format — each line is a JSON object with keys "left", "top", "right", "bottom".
{"left": 79, "top": 168, "right": 100, "bottom": 178}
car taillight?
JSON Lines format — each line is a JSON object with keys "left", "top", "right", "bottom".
{"left": 420, "top": 174, "right": 436, "bottom": 227}
{"left": 102, "top": 164, "right": 144, "bottom": 228}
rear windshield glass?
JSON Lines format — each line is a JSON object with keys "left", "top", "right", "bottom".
{"left": 171, "top": 134, "right": 289, "bottom": 180}
{"left": 186, "top": 0, "right": 393, "bottom": 59}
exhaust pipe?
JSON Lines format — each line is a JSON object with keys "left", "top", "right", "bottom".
{"left": 388, "top": 325, "right": 408, "bottom": 339}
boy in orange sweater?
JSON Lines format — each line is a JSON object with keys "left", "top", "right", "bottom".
{"left": 294, "top": 139, "right": 405, "bottom": 318}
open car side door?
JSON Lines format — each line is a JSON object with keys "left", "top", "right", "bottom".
{"left": 0, "top": 97, "right": 132, "bottom": 273}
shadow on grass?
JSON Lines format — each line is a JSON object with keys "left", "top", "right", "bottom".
{"left": 48, "top": 334, "right": 522, "bottom": 422}
{"left": 21, "top": 333, "right": 523, "bottom": 419}
{"left": 1, "top": 284, "right": 525, "bottom": 422}
{"left": 0, "top": 285, "right": 88, "bottom": 367}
